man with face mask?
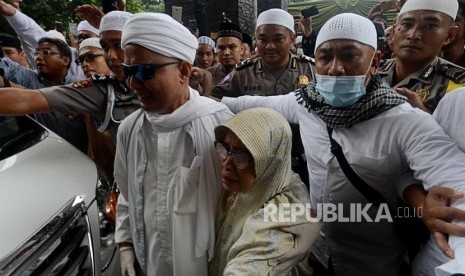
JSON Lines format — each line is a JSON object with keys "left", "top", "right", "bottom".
{"left": 219, "top": 13, "right": 465, "bottom": 275}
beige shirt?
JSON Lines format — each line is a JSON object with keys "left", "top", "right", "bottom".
{"left": 378, "top": 57, "right": 465, "bottom": 111}
{"left": 212, "top": 55, "right": 315, "bottom": 98}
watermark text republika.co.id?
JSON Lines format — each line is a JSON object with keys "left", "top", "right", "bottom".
{"left": 263, "top": 203, "right": 423, "bottom": 223}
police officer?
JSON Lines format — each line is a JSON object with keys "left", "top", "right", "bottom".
{"left": 208, "top": 22, "right": 244, "bottom": 85}
{"left": 378, "top": 0, "right": 465, "bottom": 113}
{"left": 212, "top": 8, "right": 315, "bottom": 187}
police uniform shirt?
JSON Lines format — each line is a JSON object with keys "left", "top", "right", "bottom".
{"left": 378, "top": 57, "right": 465, "bottom": 111}
{"left": 207, "top": 64, "right": 233, "bottom": 86}
{"left": 39, "top": 76, "right": 140, "bottom": 141}
{"left": 212, "top": 54, "right": 315, "bottom": 98}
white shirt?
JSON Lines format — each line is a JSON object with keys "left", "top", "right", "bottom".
{"left": 115, "top": 89, "right": 233, "bottom": 275}
{"left": 413, "top": 88, "right": 465, "bottom": 275}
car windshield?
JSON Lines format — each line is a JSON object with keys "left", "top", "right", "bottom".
{"left": 0, "top": 116, "right": 46, "bottom": 160}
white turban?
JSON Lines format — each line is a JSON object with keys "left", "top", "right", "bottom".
{"left": 256, "top": 8, "right": 295, "bottom": 33}
{"left": 121, "top": 13, "right": 198, "bottom": 64}
{"left": 314, "top": 13, "right": 377, "bottom": 54}
{"left": 99, "top": 11, "right": 132, "bottom": 33}
{"left": 77, "top": 20, "right": 99, "bottom": 36}
{"left": 399, "top": 0, "right": 459, "bottom": 20}
{"left": 79, "top": 37, "right": 102, "bottom": 51}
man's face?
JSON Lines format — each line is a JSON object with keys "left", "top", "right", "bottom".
{"left": 392, "top": 10, "right": 457, "bottom": 64}
{"left": 35, "top": 42, "right": 69, "bottom": 78}
{"left": 78, "top": 46, "right": 111, "bottom": 78}
{"left": 76, "top": 30, "right": 98, "bottom": 47}
{"left": 315, "top": 40, "right": 378, "bottom": 82}
{"left": 195, "top": 44, "right": 215, "bottom": 69}
{"left": 100, "top": 30, "right": 125, "bottom": 81}
{"left": 124, "top": 44, "right": 188, "bottom": 114}
{"left": 216, "top": 36, "right": 243, "bottom": 69}
{"left": 2, "top": 46, "right": 27, "bottom": 67}
{"left": 255, "top": 24, "right": 295, "bottom": 68}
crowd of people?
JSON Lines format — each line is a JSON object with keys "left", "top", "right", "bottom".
{"left": 0, "top": 0, "right": 464, "bottom": 275}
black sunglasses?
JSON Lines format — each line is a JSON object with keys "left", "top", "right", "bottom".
{"left": 75, "top": 54, "right": 103, "bottom": 65}
{"left": 121, "top": 61, "right": 180, "bottom": 82}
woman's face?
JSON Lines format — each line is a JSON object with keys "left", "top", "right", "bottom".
{"left": 217, "top": 131, "right": 255, "bottom": 193}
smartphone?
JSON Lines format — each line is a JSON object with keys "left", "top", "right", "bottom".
{"left": 55, "top": 21, "right": 63, "bottom": 33}
{"left": 189, "top": 19, "right": 197, "bottom": 33}
{"left": 172, "top": 6, "right": 183, "bottom": 23}
{"left": 301, "top": 5, "right": 319, "bottom": 19}
{"left": 68, "top": 22, "right": 78, "bottom": 36}
{"left": 102, "top": 0, "right": 117, "bottom": 14}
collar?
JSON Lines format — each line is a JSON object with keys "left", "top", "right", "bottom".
{"left": 254, "top": 54, "right": 297, "bottom": 73}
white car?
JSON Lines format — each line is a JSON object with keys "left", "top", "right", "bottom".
{"left": 0, "top": 115, "right": 120, "bottom": 275}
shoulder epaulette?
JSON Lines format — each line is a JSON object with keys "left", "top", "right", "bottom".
{"left": 91, "top": 74, "right": 117, "bottom": 83}
{"left": 235, "top": 58, "right": 254, "bottom": 70}
{"left": 91, "top": 74, "right": 131, "bottom": 95}
{"left": 438, "top": 64, "right": 465, "bottom": 84}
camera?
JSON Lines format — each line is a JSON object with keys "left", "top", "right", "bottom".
{"left": 301, "top": 5, "right": 319, "bottom": 19}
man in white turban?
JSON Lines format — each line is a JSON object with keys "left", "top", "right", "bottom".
{"left": 114, "top": 12, "right": 233, "bottom": 276}
{"left": 218, "top": 12, "right": 465, "bottom": 275}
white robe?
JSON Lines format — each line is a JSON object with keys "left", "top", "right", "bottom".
{"left": 115, "top": 88, "right": 233, "bottom": 275}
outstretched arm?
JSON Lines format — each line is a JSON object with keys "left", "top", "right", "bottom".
{"left": 0, "top": 0, "right": 47, "bottom": 69}
{"left": 0, "top": 87, "right": 50, "bottom": 115}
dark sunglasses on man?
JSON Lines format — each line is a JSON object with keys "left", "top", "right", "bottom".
{"left": 121, "top": 61, "right": 180, "bottom": 82}
{"left": 75, "top": 53, "right": 104, "bottom": 65}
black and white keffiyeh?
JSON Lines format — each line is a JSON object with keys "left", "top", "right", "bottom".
{"left": 295, "top": 75, "right": 407, "bottom": 128}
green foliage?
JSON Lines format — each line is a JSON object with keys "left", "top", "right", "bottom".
{"left": 0, "top": 0, "right": 163, "bottom": 36}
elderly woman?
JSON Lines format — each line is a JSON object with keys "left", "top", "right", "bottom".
{"left": 210, "top": 108, "right": 320, "bottom": 275}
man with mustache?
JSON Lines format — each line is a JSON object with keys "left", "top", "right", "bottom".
{"left": 378, "top": 0, "right": 465, "bottom": 113}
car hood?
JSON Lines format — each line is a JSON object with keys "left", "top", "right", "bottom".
{"left": 0, "top": 134, "right": 97, "bottom": 260}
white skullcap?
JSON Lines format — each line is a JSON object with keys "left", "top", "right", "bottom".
{"left": 314, "top": 13, "right": 377, "bottom": 54}
{"left": 99, "top": 11, "right": 132, "bottom": 33}
{"left": 77, "top": 20, "right": 99, "bottom": 36}
{"left": 256, "top": 8, "right": 295, "bottom": 33}
{"left": 46, "top": 30, "right": 67, "bottom": 44}
{"left": 121, "top": 12, "right": 198, "bottom": 63}
{"left": 399, "top": 0, "right": 458, "bottom": 20}
{"left": 198, "top": 36, "right": 216, "bottom": 52}
{"left": 79, "top": 37, "right": 102, "bottom": 51}
{"left": 296, "top": 35, "right": 303, "bottom": 44}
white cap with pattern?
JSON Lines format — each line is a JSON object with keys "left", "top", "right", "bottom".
{"left": 99, "top": 11, "right": 132, "bottom": 33}
{"left": 198, "top": 36, "right": 216, "bottom": 52}
{"left": 314, "top": 13, "right": 377, "bottom": 54}
{"left": 79, "top": 37, "right": 102, "bottom": 51}
{"left": 121, "top": 13, "right": 198, "bottom": 64}
{"left": 399, "top": 0, "right": 459, "bottom": 20}
{"left": 256, "top": 8, "right": 295, "bottom": 33}
{"left": 77, "top": 20, "right": 99, "bottom": 36}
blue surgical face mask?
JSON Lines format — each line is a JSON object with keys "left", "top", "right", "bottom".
{"left": 315, "top": 57, "right": 374, "bottom": 108}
